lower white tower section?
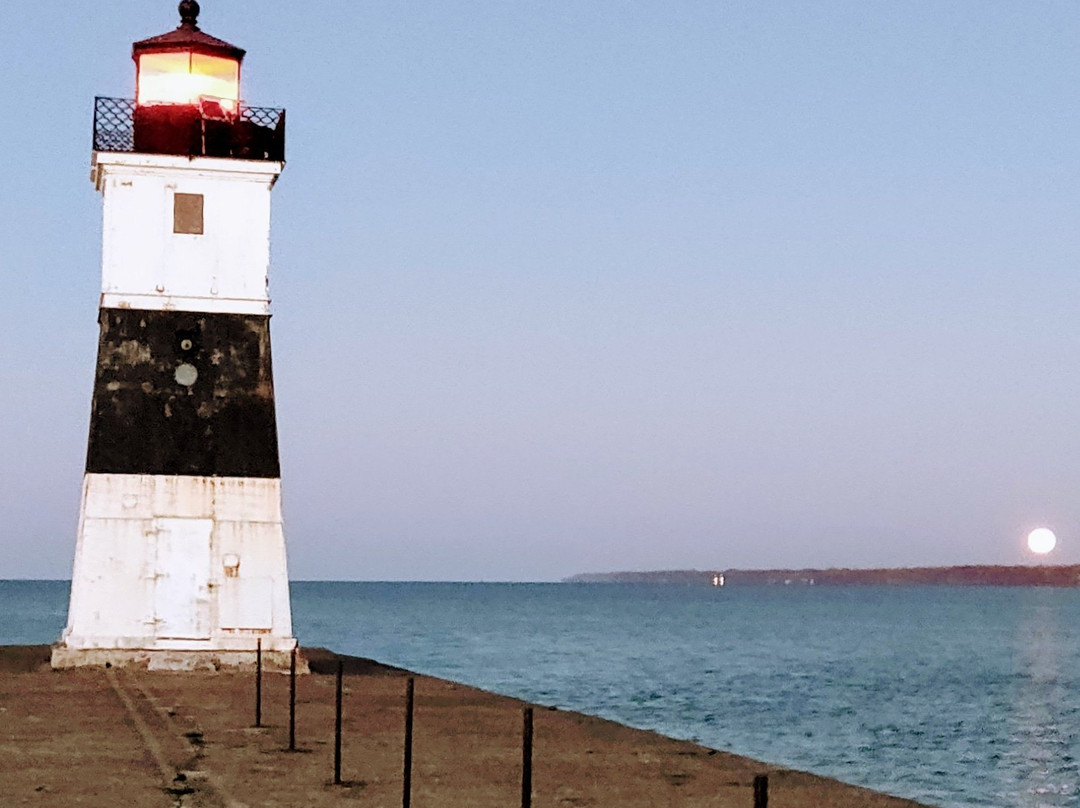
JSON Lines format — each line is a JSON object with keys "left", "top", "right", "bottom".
{"left": 56, "top": 475, "right": 295, "bottom": 668}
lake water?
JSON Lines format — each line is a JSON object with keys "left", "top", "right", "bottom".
{"left": 3, "top": 580, "right": 1077, "bottom": 808}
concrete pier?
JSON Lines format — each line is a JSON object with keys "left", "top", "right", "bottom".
{"left": 0, "top": 646, "right": 935, "bottom": 808}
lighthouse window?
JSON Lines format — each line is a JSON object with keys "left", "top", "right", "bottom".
{"left": 174, "top": 193, "right": 204, "bottom": 235}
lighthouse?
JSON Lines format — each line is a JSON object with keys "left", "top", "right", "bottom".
{"left": 52, "top": 1, "right": 298, "bottom": 670}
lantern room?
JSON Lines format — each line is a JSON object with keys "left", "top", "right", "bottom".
{"left": 114, "top": 1, "right": 283, "bottom": 161}
{"left": 134, "top": 0, "right": 243, "bottom": 111}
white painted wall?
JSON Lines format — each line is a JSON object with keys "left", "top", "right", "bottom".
{"left": 62, "top": 473, "right": 296, "bottom": 653}
{"left": 92, "top": 152, "right": 282, "bottom": 316}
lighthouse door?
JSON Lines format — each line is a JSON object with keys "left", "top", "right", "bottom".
{"left": 153, "top": 518, "right": 213, "bottom": 639}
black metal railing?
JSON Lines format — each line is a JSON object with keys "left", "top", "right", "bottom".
{"left": 93, "top": 97, "right": 135, "bottom": 152}
{"left": 93, "top": 96, "right": 286, "bottom": 162}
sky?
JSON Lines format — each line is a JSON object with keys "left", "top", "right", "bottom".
{"left": 3, "top": 1, "right": 1080, "bottom": 580}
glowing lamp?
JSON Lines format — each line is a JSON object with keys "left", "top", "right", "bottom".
{"left": 133, "top": 1, "right": 245, "bottom": 113}
{"left": 137, "top": 51, "right": 240, "bottom": 112}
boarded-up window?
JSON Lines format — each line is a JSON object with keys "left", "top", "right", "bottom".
{"left": 173, "top": 193, "right": 204, "bottom": 235}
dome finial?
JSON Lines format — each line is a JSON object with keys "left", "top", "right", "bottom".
{"left": 179, "top": 0, "right": 200, "bottom": 29}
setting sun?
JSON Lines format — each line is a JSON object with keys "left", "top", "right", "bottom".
{"left": 1027, "top": 528, "right": 1057, "bottom": 555}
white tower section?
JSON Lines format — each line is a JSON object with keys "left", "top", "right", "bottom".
{"left": 95, "top": 152, "right": 279, "bottom": 315}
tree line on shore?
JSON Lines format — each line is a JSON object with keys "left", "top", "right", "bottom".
{"left": 564, "top": 565, "right": 1080, "bottom": 586}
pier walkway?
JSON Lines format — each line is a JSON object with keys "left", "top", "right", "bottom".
{"left": 0, "top": 646, "right": 932, "bottom": 808}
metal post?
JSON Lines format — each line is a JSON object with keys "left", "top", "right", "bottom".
{"left": 521, "top": 706, "right": 534, "bottom": 808}
{"left": 254, "top": 637, "right": 262, "bottom": 728}
{"left": 753, "top": 774, "right": 768, "bottom": 808}
{"left": 288, "top": 647, "right": 297, "bottom": 751}
{"left": 334, "top": 659, "right": 343, "bottom": 785}
{"left": 403, "top": 676, "right": 414, "bottom": 808}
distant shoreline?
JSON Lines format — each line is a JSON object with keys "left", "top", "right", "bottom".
{"left": 564, "top": 565, "right": 1080, "bottom": 587}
